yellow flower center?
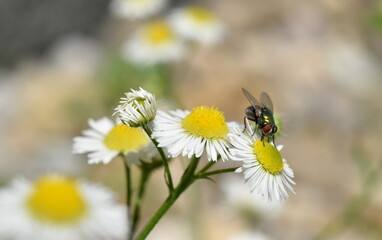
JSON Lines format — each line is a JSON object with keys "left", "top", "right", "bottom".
{"left": 144, "top": 20, "right": 174, "bottom": 44}
{"left": 186, "top": 6, "right": 214, "bottom": 24}
{"left": 253, "top": 140, "right": 284, "bottom": 175}
{"left": 26, "top": 175, "right": 87, "bottom": 224}
{"left": 181, "top": 106, "right": 228, "bottom": 139}
{"left": 103, "top": 124, "right": 149, "bottom": 152}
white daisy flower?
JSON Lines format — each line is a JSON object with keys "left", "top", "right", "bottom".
{"left": 0, "top": 174, "right": 128, "bottom": 240}
{"left": 152, "top": 106, "right": 233, "bottom": 161}
{"left": 110, "top": 0, "right": 167, "bottom": 20}
{"left": 122, "top": 20, "right": 186, "bottom": 65}
{"left": 229, "top": 126, "right": 295, "bottom": 202}
{"left": 73, "top": 117, "right": 155, "bottom": 164}
{"left": 114, "top": 88, "right": 157, "bottom": 128}
{"left": 169, "top": 6, "right": 224, "bottom": 44}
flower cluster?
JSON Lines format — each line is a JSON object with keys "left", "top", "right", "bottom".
{"left": 74, "top": 88, "right": 295, "bottom": 202}
{"left": 0, "top": 87, "right": 295, "bottom": 240}
{"left": 61, "top": 86, "right": 298, "bottom": 240}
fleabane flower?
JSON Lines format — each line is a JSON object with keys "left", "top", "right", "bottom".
{"left": 152, "top": 106, "right": 233, "bottom": 161}
{"left": 169, "top": 6, "right": 224, "bottom": 44}
{"left": 229, "top": 127, "right": 295, "bottom": 202}
{"left": 114, "top": 88, "right": 157, "bottom": 127}
{"left": 0, "top": 174, "right": 127, "bottom": 240}
{"left": 122, "top": 20, "right": 185, "bottom": 65}
{"left": 110, "top": 0, "right": 167, "bottom": 20}
{"left": 73, "top": 117, "right": 155, "bottom": 164}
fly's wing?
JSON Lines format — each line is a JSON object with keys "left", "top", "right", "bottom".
{"left": 259, "top": 92, "right": 274, "bottom": 113}
{"left": 242, "top": 88, "right": 262, "bottom": 116}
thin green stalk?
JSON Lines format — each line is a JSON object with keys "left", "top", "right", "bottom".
{"left": 130, "top": 170, "right": 150, "bottom": 239}
{"left": 196, "top": 167, "right": 237, "bottom": 179}
{"left": 122, "top": 156, "right": 132, "bottom": 240}
{"left": 141, "top": 124, "right": 174, "bottom": 192}
{"left": 135, "top": 157, "right": 200, "bottom": 240}
{"left": 181, "top": 157, "right": 200, "bottom": 181}
{"left": 134, "top": 182, "right": 192, "bottom": 240}
{"left": 123, "top": 157, "right": 132, "bottom": 208}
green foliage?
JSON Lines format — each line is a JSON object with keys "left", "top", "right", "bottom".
{"left": 370, "top": 14, "right": 382, "bottom": 30}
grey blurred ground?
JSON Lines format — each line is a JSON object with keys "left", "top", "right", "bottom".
{"left": 0, "top": 0, "right": 110, "bottom": 66}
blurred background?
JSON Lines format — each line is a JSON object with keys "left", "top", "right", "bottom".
{"left": 1, "top": 0, "right": 382, "bottom": 239}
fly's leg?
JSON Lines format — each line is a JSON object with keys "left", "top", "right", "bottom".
{"left": 272, "top": 136, "right": 276, "bottom": 147}
{"left": 243, "top": 117, "right": 248, "bottom": 133}
{"left": 252, "top": 124, "right": 258, "bottom": 136}
{"left": 244, "top": 116, "right": 257, "bottom": 136}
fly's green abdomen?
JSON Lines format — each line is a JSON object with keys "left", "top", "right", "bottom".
{"left": 261, "top": 108, "right": 275, "bottom": 126}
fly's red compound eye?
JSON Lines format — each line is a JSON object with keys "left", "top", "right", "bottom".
{"left": 263, "top": 125, "right": 272, "bottom": 133}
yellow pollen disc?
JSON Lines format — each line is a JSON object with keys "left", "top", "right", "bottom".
{"left": 181, "top": 106, "right": 228, "bottom": 139}
{"left": 103, "top": 124, "right": 149, "bottom": 152}
{"left": 144, "top": 20, "right": 174, "bottom": 44}
{"left": 186, "top": 6, "right": 214, "bottom": 24}
{"left": 253, "top": 140, "right": 284, "bottom": 175}
{"left": 26, "top": 175, "right": 87, "bottom": 224}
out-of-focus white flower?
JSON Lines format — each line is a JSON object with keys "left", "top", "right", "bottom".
{"left": 229, "top": 231, "right": 275, "bottom": 240}
{"left": 110, "top": 0, "right": 167, "bottom": 20}
{"left": 229, "top": 126, "right": 295, "bottom": 202}
{"left": 169, "top": 6, "right": 224, "bottom": 44}
{"left": 152, "top": 106, "right": 234, "bottom": 161}
{"left": 114, "top": 88, "right": 157, "bottom": 127}
{"left": 73, "top": 117, "right": 155, "bottom": 164}
{"left": 220, "top": 175, "right": 283, "bottom": 218}
{"left": 122, "top": 20, "right": 185, "bottom": 65}
{"left": 0, "top": 174, "right": 128, "bottom": 240}
{"left": 324, "top": 38, "right": 380, "bottom": 97}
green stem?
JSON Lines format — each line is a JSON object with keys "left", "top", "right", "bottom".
{"left": 135, "top": 157, "right": 200, "bottom": 240}
{"left": 134, "top": 183, "right": 192, "bottom": 240}
{"left": 130, "top": 169, "right": 150, "bottom": 239}
{"left": 142, "top": 124, "right": 174, "bottom": 192}
{"left": 181, "top": 157, "right": 200, "bottom": 181}
{"left": 196, "top": 167, "right": 237, "bottom": 178}
{"left": 123, "top": 157, "right": 132, "bottom": 207}
{"left": 122, "top": 156, "right": 132, "bottom": 240}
